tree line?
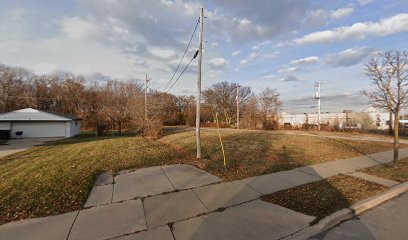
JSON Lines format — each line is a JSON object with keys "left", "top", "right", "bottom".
{"left": 0, "top": 63, "right": 282, "bottom": 137}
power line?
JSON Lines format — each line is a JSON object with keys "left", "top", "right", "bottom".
{"left": 165, "top": 51, "right": 198, "bottom": 93}
{"left": 163, "top": 18, "right": 200, "bottom": 92}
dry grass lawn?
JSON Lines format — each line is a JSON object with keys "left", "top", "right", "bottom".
{"left": 261, "top": 175, "right": 388, "bottom": 222}
{"left": 0, "top": 128, "right": 402, "bottom": 224}
{"left": 362, "top": 158, "right": 408, "bottom": 182}
{"left": 160, "top": 129, "right": 401, "bottom": 180}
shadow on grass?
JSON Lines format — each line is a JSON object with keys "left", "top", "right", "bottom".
{"left": 320, "top": 134, "right": 390, "bottom": 165}
{"left": 162, "top": 126, "right": 194, "bottom": 137}
{"left": 168, "top": 129, "right": 393, "bottom": 180}
{"left": 45, "top": 130, "right": 139, "bottom": 146}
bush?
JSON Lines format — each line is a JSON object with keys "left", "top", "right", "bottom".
{"left": 143, "top": 118, "right": 163, "bottom": 140}
{"left": 262, "top": 119, "right": 279, "bottom": 130}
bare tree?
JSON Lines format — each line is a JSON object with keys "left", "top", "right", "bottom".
{"left": 203, "top": 81, "right": 252, "bottom": 125}
{"left": 241, "top": 96, "right": 259, "bottom": 129}
{"left": 0, "top": 65, "right": 33, "bottom": 112}
{"left": 102, "top": 80, "right": 142, "bottom": 134}
{"left": 258, "top": 88, "right": 281, "bottom": 130}
{"left": 363, "top": 50, "right": 408, "bottom": 166}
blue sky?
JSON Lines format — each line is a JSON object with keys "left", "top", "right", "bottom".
{"left": 0, "top": 0, "right": 407, "bottom": 113}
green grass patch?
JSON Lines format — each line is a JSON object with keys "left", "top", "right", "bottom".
{"left": 0, "top": 128, "right": 401, "bottom": 224}
{"left": 261, "top": 175, "right": 388, "bottom": 222}
{"left": 362, "top": 159, "right": 408, "bottom": 182}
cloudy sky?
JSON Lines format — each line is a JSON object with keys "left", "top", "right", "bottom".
{"left": 1, "top": 0, "right": 407, "bottom": 113}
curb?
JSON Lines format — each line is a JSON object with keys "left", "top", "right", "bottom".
{"left": 281, "top": 181, "right": 408, "bottom": 240}
{"left": 350, "top": 181, "right": 408, "bottom": 215}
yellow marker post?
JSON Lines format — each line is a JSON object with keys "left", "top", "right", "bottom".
{"left": 215, "top": 112, "right": 227, "bottom": 169}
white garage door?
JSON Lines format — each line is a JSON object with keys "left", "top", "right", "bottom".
{"left": 11, "top": 122, "right": 66, "bottom": 138}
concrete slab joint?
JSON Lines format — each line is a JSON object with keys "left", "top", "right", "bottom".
{"left": 161, "top": 164, "right": 221, "bottom": 190}
{"left": 69, "top": 200, "right": 146, "bottom": 240}
{"left": 84, "top": 184, "right": 113, "bottom": 208}
{"left": 112, "top": 166, "right": 175, "bottom": 202}
{"left": 172, "top": 200, "right": 315, "bottom": 240}
{"left": 144, "top": 189, "right": 208, "bottom": 228}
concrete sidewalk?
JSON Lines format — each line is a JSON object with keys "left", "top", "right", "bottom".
{"left": 1, "top": 148, "right": 407, "bottom": 240}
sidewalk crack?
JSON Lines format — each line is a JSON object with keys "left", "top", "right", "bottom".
{"left": 160, "top": 166, "right": 176, "bottom": 190}
{"left": 65, "top": 210, "right": 80, "bottom": 240}
{"left": 191, "top": 189, "right": 210, "bottom": 212}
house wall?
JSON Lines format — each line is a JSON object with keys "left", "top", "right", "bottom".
{"left": 69, "top": 120, "right": 81, "bottom": 137}
{"left": 11, "top": 122, "right": 67, "bottom": 138}
{"left": 0, "top": 122, "right": 11, "bottom": 130}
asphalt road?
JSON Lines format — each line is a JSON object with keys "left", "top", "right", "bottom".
{"left": 312, "top": 191, "right": 408, "bottom": 240}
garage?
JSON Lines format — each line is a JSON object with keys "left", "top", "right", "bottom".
{"left": 0, "top": 108, "right": 81, "bottom": 139}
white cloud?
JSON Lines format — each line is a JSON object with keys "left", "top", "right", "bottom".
{"left": 239, "top": 18, "right": 251, "bottom": 26}
{"left": 263, "top": 74, "right": 274, "bottom": 79}
{"left": 240, "top": 51, "right": 260, "bottom": 64}
{"left": 280, "top": 75, "right": 299, "bottom": 82}
{"left": 60, "top": 17, "right": 104, "bottom": 41}
{"left": 161, "top": 0, "right": 174, "bottom": 6}
{"left": 331, "top": 7, "right": 354, "bottom": 19}
{"left": 232, "top": 50, "right": 240, "bottom": 56}
{"left": 290, "top": 56, "right": 320, "bottom": 64}
{"left": 303, "top": 9, "right": 328, "bottom": 27}
{"left": 326, "top": 47, "right": 376, "bottom": 67}
{"left": 1, "top": 37, "right": 139, "bottom": 78}
{"left": 209, "top": 58, "right": 228, "bottom": 68}
{"left": 303, "top": 7, "right": 354, "bottom": 27}
{"left": 149, "top": 47, "right": 176, "bottom": 59}
{"left": 292, "top": 13, "right": 408, "bottom": 45}
{"left": 359, "top": 0, "right": 374, "bottom": 6}
{"left": 252, "top": 41, "right": 272, "bottom": 51}
{"left": 278, "top": 66, "right": 299, "bottom": 73}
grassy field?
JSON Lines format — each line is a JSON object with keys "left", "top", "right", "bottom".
{"left": 362, "top": 158, "right": 408, "bottom": 182}
{"left": 160, "top": 129, "right": 401, "bottom": 180}
{"left": 261, "top": 175, "right": 388, "bottom": 222}
{"left": 0, "top": 128, "right": 402, "bottom": 224}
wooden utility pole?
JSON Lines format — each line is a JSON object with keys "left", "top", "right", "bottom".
{"left": 145, "top": 73, "right": 151, "bottom": 122}
{"left": 315, "top": 82, "right": 321, "bottom": 130}
{"left": 196, "top": 7, "right": 204, "bottom": 159}
{"left": 236, "top": 85, "right": 240, "bottom": 129}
